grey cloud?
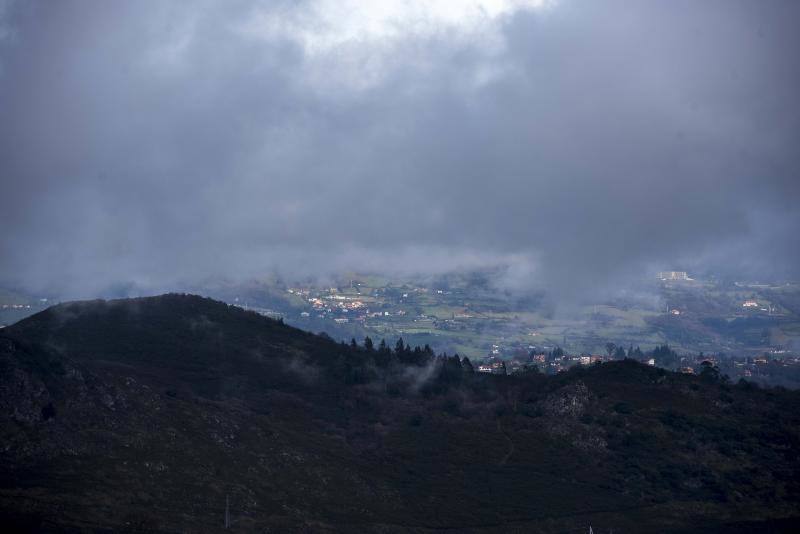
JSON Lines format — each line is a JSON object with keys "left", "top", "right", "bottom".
{"left": 0, "top": 0, "right": 798, "bottom": 300}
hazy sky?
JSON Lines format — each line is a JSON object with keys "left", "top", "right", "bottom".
{"left": 1, "top": 0, "right": 798, "bottom": 298}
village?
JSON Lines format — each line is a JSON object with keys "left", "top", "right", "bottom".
{"left": 209, "top": 272, "right": 800, "bottom": 387}
{"left": 473, "top": 346, "right": 800, "bottom": 387}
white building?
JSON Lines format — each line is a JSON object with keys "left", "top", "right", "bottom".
{"left": 659, "top": 271, "right": 690, "bottom": 281}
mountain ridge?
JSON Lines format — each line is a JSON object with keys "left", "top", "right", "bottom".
{"left": 1, "top": 294, "right": 799, "bottom": 532}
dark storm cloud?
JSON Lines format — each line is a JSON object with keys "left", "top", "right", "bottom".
{"left": 0, "top": 0, "right": 798, "bottom": 299}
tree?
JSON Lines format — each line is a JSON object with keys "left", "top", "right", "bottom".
{"left": 653, "top": 344, "right": 679, "bottom": 369}
{"left": 395, "top": 337, "right": 406, "bottom": 355}
{"left": 699, "top": 361, "right": 721, "bottom": 383}
{"left": 548, "top": 347, "right": 564, "bottom": 362}
{"left": 403, "top": 345, "right": 422, "bottom": 366}
{"left": 605, "top": 342, "right": 617, "bottom": 359}
{"left": 437, "top": 354, "right": 465, "bottom": 385}
{"left": 462, "top": 357, "right": 475, "bottom": 374}
{"left": 364, "top": 336, "right": 374, "bottom": 351}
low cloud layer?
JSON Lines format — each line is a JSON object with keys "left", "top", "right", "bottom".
{"left": 1, "top": 0, "right": 798, "bottom": 299}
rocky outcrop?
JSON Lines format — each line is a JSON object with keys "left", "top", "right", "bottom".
{"left": 538, "top": 381, "right": 607, "bottom": 452}
{"left": 540, "top": 381, "right": 590, "bottom": 419}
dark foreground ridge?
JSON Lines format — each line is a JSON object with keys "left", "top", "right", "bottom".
{"left": 1, "top": 294, "right": 799, "bottom": 532}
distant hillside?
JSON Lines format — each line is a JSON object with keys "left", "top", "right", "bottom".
{"left": 1, "top": 294, "right": 799, "bottom": 532}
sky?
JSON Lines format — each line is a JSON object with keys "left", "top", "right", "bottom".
{"left": 0, "top": 0, "right": 798, "bottom": 300}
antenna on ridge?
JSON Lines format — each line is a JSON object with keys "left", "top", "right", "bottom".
{"left": 225, "top": 494, "right": 230, "bottom": 529}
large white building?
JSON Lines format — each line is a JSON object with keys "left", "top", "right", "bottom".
{"left": 658, "top": 271, "right": 690, "bottom": 281}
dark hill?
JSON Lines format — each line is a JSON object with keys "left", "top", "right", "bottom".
{"left": 3, "top": 294, "right": 351, "bottom": 400}
{"left": 1, "top": 294, "right": 799, "bottom": 532}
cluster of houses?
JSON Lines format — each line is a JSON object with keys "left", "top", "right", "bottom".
{"left": 477, "top": 352, "right": 617, "bottom": 375}
{"left": 669, "top": 352, "right": 800, "bottom": 380}
{"left": 288, "top": 283, "right": 431, "bottom": 327}
{"left": 290, "top": 288, "right": 371, "bottom": 322}
{"left": 306, "top": 295, "right": 366, "bottom": 312}
{"left": 473, "top": 347, "right": 800, "bottom": 383}
{"left": 727, "top": 352, "right": 800, "bottom": 378}
{"left": 474, "top": 346, "right": 800, "bottom": 378}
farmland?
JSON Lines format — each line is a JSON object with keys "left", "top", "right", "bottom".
{"left": 199, "top": 273, "right": 800, "bottom": 361}
{"left": 3, "top": 273, "right": 798, "bottom": 362}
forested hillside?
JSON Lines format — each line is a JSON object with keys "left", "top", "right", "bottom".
{"left": 1, "top": 295, "right": 799, "bottom": 532}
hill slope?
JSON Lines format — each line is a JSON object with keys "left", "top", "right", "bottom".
{"left": 1, "top": 294, "right": 799, "bottom": 532}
